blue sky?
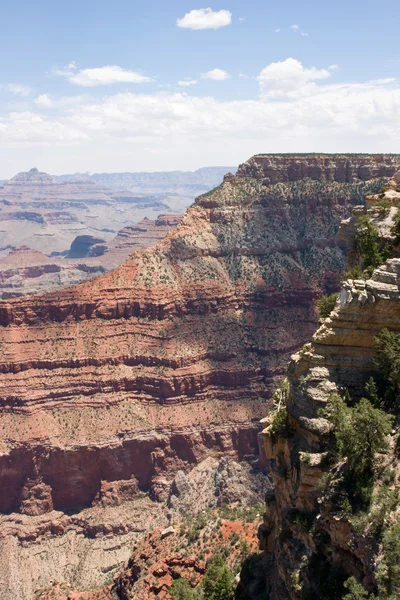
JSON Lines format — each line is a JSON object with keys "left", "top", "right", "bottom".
{"left": 1, "top": 0, "right": 400, "bottom": 176}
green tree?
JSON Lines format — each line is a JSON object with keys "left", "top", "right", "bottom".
{"left": 316, "top": 293, "right": 339, "bottom": 319}
{"left": 202, "top": 555, "right": 235, "bottom": 600}
{"left": 202, "top": 556, "right": 227, "bottom": 598}
{"left": 374, "top": 328, "right": 400, "bottom": 409}
{"left": 377, "top": 521, "right": 400, "bottom": 598}
{"left": 209, "top": 567, "right": 235, "bottom": 600}
{"left": 343, "top": 577, "right": 376, "bottom": 600}
{"left": 269, "top": 407, "right": 291, "bottom": 441}
{"left": 355, "top": 215, "right": 385, "bottom": 274}
{"left": 322, "top": 394, "right": 393, "bottom": 473}
{"left": 321, "top": 393, "right": 394, "bottom": 509}
{"left": 170, "top": 578, "right": 201, "bottom": 600}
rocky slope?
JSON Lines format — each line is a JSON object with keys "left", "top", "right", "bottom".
{"left": 33, "top": 456, "right": 266, "bottom": 600}
{"left": 259, "top": 172, "right": 400, "bottom": 599}
{"left": 0, "top": 154, "right": 399, "bottom": 599}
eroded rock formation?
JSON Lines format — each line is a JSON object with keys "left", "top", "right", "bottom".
{"left": 0, "top": 154, "right": 399, "bottom": 599}
{"left": 260, "top": 173, "right": 400, "bottom": 598}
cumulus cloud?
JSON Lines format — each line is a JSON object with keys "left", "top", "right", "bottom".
{"left": 5, "top": 84, "right": 31, "bottom": 97}
{"left": 178, "top": 79, "right": 198, "bottom": 87}
{"left": 201, "top": 68, "right": 230, "bottom": 80}
{"left": 258, "top": 58, "right": 331, "bottom": 99}
{"left": 56, "top": 64, "right": 153, "bottom": 87}
{"left": 177, "top": 8, "right": 232, "bottom": 30}
{"left": 34, "top": 94, "right": 53, "bottom": 109}
{"left": 1, "top": 60, "right": 400, "bottom": 172}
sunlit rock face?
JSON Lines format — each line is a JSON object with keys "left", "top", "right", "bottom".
{"left": 0, "top": 154, "right": 398, "bottom": 600}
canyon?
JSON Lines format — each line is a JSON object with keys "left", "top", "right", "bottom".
{"left": 0, "top": 154, "right": 399, "bottom": 599}
{"left": 0, "top": 166, "right": 229, "bottom": 298}
{"left": 0, "top": 215, "right": 182, "bottom": 299}
{"left": 0, "top": 166, "right": 233, "bottom": 255}
{"left": 55, "top": 166, "right": 236, "bottom": 212}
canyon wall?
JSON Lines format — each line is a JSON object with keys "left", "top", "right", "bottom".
{"left": 260, "top": 175, "right": 400, "bottom": 599}
{"left": 0, "top": 154, "right": 399, "bottom": 598}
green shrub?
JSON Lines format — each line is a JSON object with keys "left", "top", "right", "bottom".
{"left": 391, "top": 211, "right": 400, "bottom": 244}
{"left": 322, "top": 393, "right": 393, "bottom": 473}
{"left": 343, "top": 577, "right": 376, "bottom": 599}
{"left": 272, "top": 377, "right": 290, "bottom": 409}
{"left": 374, "top": 328, "right": 400, "bottom": 409}
{"left": 269, "top": 408, "right": 291, "bottom": 441}
{"left": 316, "top": 293, "right": 339, "bottom": 319}
{"left": 291, "top": 509, "right": 315, "bottom": 533}
{"left": 208, "top": 567, "right": 235, "bottom": 600}
{"left": 377, "top": 521, "right": 400, "bottom": 598}
{"left": 320, "top": 393, "right": 394, "bottom": 510}
{"left": 217, "top": 503, "right": 264, "bottom": 523}
{"left": 202, "top": 555, "right": 235, "bottom": 600}
{"left": 170, "top": 578, "right": 200, "bottom": 600}
{"left": 355, "top": 215, "right": 387, "bottom": 274}
{"left": 374, "top": 197, "right": 391, "bottom": 217}
{"left": 343, "top": 265, "right": 365, "bottom": 281}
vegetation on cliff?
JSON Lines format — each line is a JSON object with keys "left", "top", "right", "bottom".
{"left": 257, "top": 173, "right": 400, "bottom": 600}
{"left": 316, "top": 293, "right": 339, "bottom": 319}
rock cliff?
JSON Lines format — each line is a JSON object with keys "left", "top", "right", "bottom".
{"left": 0, "top": 154, "right": 399, "bottom": 599}
{"left": 260, "top": 172, "right": 400, "bottom": 599}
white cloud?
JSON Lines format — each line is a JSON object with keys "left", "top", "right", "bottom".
{"left": 273, "top": 28, "right": 281, "bottom": 33}
{"left": 178, "top": 79, "right": 198, "bottom": 87}
{"left": 291, "top": 24, "right": 309, "bottom": 36}
{"left": 177, "top": 8, "right": 232, "bottom": 30}
{"left": 239, "top": 17, "right": 245, "bottom": 22}
{"left": 201, "top": 68, "right": 230, "bottom": 81}
{"left": 1, "top": 60, "right": 400, "bottom": 173}
{"left": 329, "top": 64, "right": 340, "bottom": 71}
{"left": 34, "top": 94, "right": 53, "bottom": 109}
{"left": 258, "top": 58, "right": 331, "bottom": 99}
{"left": 56, "top": 64, "right": 153, "bottom": 87}
{"left": 5, "top": 84, "right": 31, "bottom": 97}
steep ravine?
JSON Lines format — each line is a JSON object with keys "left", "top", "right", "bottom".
{"left": 0, "top": 154, "right": 399, "bottom": 599}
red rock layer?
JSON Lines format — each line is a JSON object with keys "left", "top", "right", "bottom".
{"left": 0, "top": 154, "right": 397, "bottom": 517}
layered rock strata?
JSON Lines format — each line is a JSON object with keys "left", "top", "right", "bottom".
{"left": 0, "top": 154, "right": 398, "bottom": 598}
{"left": 260, "top": 175, "right": 400, "bottom": 598}
{"left": 0, "top": 168, "right": 170, "bottom": 254}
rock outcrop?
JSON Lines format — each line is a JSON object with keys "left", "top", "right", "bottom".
{"left": 259, "top": 172, "right": 400, "bottom": 598}
{"left": 0, "top": 154, "right": 398, "bottom": 599}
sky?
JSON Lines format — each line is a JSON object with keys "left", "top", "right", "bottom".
{"left": 1, "top": 0, "right": 400, "bottom": 177}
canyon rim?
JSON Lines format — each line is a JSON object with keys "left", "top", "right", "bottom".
{"left": 0, "top": 154, "right": 399, "bottom": 599}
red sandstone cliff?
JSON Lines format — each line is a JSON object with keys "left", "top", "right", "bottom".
{"left": 0, "top": 154, "right": 398, "bottom": 599}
